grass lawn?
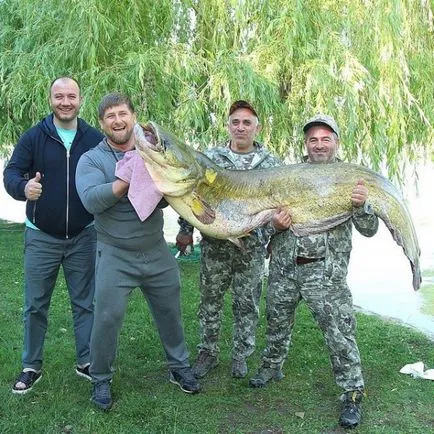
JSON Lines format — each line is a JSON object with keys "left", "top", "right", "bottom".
{"left": 0, "top": 220, "right": 433, "bottom": 433}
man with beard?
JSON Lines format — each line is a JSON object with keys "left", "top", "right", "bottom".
{"left": 4, "top": 77, "right": 104, "bottom": 394}
{"left": 249, "top": 114, "right": 378, "bottom": 429}
{"left": 76, "top": 93, "right": 200, "bottom": 411}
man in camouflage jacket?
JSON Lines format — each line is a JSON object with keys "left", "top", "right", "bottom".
{"left": 176, "top": 100, "right": 289, "bottom": 379}
{"left": 249, "top": 114, "right": 378, "bottom": 430}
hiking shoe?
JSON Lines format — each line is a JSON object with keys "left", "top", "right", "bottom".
{"left": 231, "top": 358, "right": 247, "bottom": 378}
{"left": 339, "top": 390, "right": 363, "bottom": 429}
{"left": 192, "top": 351, "right": 218, "bottom": 378}
{"left": 248, "top": 364, "right": 284, "bottom": 388}
{"left": 169, "top": 367, "right": 201, "bottom": 394}
{"left": 75, "top": 364, "right": 91, "bottom": 381}
{"left": 91, "top": 381, "right": 113, "bottom": 411}
{"left": 12, "top": 370, "right": 42, "bottom": 394}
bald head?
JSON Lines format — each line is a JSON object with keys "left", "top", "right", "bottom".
{"left": 49, "top": 77, "right": 82, "bottom": 128}
{"left": 50, "top": 77, "right": 81, "bottom": 95}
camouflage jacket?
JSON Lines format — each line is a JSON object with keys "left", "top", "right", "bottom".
{"left": 178, "top": 140, "right": 282, "bottom": 246}
{"left": 269, "top": 159, "right": 379, "bottom": 278}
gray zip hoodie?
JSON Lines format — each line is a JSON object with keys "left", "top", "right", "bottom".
{"left": 76, "top": 139, "right": 165, "bottom": 251}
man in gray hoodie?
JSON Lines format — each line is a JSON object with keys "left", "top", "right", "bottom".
{"left": 76, "top": 92, "right": 200, "bottom": 411}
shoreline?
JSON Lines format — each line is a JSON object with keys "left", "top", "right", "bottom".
{"left": 1, "top": 160, "right": 433, "bottom": 340}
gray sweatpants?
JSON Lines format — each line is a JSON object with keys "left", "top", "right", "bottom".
{"left": 23, "top": 226, "right": 96, "bottom": 370}
{"left": 90, "top": 240, "right": 190, "bottom": 382}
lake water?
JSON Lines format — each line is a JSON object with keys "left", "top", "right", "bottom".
{"left": 1, "top": 160, "right": 433, "bottom": 340}
{"left": 348, "top": 163, "right": 434, "bottom": 340}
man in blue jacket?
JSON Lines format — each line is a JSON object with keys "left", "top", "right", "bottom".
{"left": 3, "top": 76, "right": 104, "bottom": 394}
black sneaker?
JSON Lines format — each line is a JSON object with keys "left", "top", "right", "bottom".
{"left": 91, "top": 381, "right": 113, "bottom": 411}
{"left": 75, "top": 364, "right": 91, "bottom": 381}
{"left": 12, "top": 370, "right": 42, "bottom": 394}
{"left": 169, "top": 367, "right": 201, "bottom": 394}
{"left": 192, "top": 351, "right": 218, "bottom": 379}
{"left": 339, "top": 390, "right": 363, "bottom": 429}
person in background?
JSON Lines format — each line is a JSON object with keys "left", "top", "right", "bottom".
{"left": 76, "top": 92, "right": 200, "bottom": 411}
{"left": 176, "top": 100, "right": 290, "bottom": 379}
{"left": 3, "top": 77, "right": 103, "bottom": 394}
{"left": 249, "top": 114, "right": 378, "bottom": 429}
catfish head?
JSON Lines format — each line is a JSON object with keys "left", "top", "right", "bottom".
{"left": 134, "top": 122, "right": 205, "bottom": 198}
{"left": 133, "top": 122, "right": 268, "bottom": 237}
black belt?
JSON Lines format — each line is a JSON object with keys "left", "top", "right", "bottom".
{"left": 296, "top": 256, "right": 325, "bottom": 265}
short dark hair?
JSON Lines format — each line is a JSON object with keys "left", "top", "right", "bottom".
{"left": 98, "top": 93, "right": 135, "bottom": 120}
{"left": 49, "top": 76, "right": 81, "bottom": 94}
{"left": 228, "top": 100, "right": 259, "bottom": 120}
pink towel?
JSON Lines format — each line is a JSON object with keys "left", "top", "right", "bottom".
{"left": 115, "top": 150, "right": 163, "bottom": 221}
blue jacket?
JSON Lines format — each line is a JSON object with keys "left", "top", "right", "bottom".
{"left": 3, "top": 114, "right": 104, "bottom": 238}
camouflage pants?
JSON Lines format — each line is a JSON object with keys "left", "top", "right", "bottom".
{"left": 197, "top": 237, "right": 266, "bottom": 360}
{"left": 263, "top": 260, "right": 364, "bottom": 392}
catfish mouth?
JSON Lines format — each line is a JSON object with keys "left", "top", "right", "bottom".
{"left": 138, "top": 122, "right": 164, "bottom": 151}
{"left": 137, "top": 122, "right": 201, "bottom": 173}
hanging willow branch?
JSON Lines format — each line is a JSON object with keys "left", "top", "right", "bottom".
{"left": 0, "top": 0, "right": 433, "bottom": 180}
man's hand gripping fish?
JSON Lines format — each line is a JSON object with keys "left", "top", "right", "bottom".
{"left": 135, "top": 122, "right": 421, "bottom": 291}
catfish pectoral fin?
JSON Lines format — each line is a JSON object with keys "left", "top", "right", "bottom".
{"left": 191, "top": 194, "right": 216, "bottom": 224}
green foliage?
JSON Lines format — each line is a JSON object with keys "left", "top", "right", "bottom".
{"left": 1, "top": 0, "right": 434, "bottom": 176}
{"left": 1, "top": 220, "right": 434, "bottom": 433}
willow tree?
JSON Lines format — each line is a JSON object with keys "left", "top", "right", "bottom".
{"left": 1, "top": 0, "right": 433, "bottom": 179}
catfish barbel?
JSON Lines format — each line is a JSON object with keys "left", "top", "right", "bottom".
{"left": 134, "top": 122, "right": 421, "bottom": 291}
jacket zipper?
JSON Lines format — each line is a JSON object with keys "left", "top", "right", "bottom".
{"left": 32, "top": 201, "right": 37, "bottom": 224}
{"left": 66, "top": 149, "right": 70, "bottom": 239}
{"left": 48, "top": 133, "right": 70, "bottom": 239}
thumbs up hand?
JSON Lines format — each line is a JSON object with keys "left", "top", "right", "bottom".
{"left": 24, "top": 172, "right": 43, "bottom": 201}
